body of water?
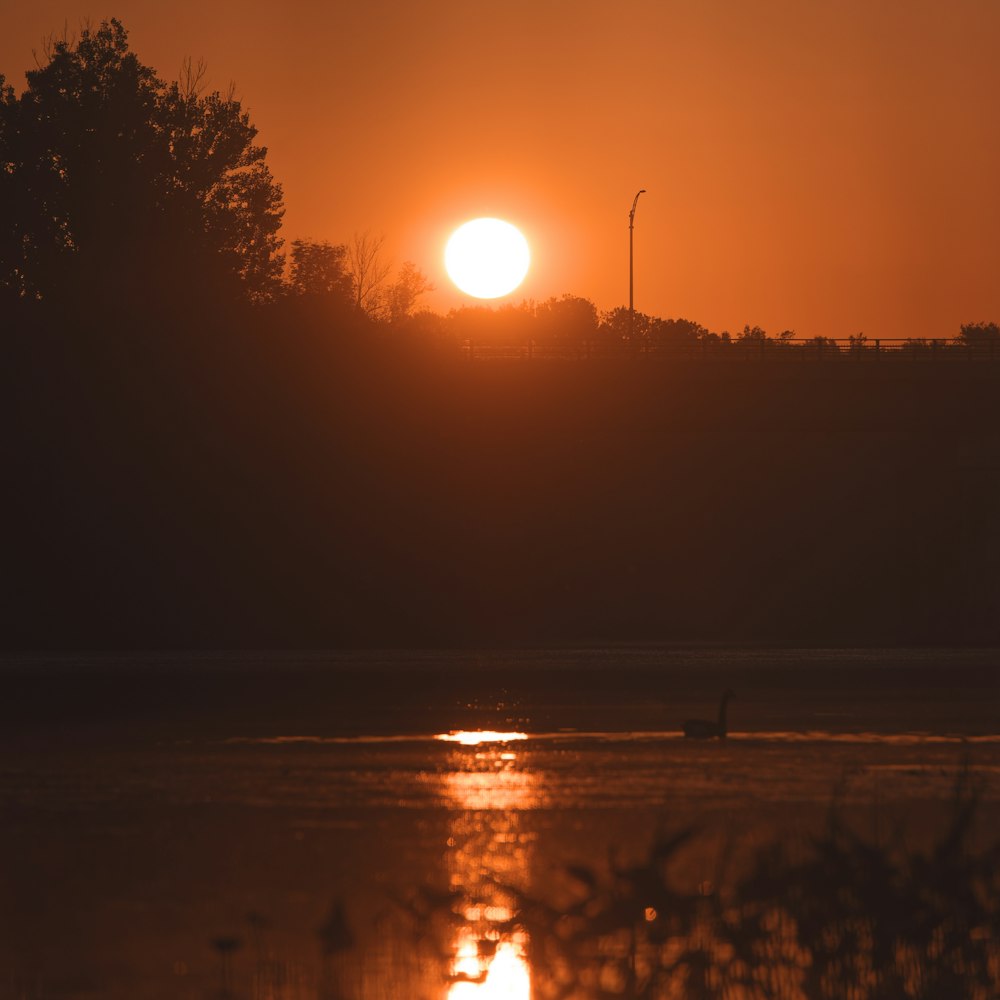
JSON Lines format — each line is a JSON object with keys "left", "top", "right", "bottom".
{"left": 2, "top": 647, "right": 998, "bottom": 999}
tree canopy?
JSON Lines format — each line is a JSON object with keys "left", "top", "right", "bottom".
{"left": 289, "top": 239, "right": 352, "bottom": 300}
{"left": 0, "top": 19, "right": 284, "bottom": 312}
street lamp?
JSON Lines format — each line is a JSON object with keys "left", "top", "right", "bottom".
{"left": 629, "top": 189, "right": 646, "bottom": 344}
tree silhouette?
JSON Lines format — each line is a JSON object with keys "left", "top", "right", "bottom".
{"left": 347, "top": 230, "right": 392, "bottom": 317}
{"left": 601, "top": 306, "right": 652, "bottom": 343}
{"left": 385, "top": 260, "right": 434, "bottom": 323}
{"left": 0, "top": 74, "right": 18, "bottom": 307}
{"left": 289, "top": 239, "right": 353, "bottom": 300}
{"left": 737, "top": 324, "right": 768, "bottom": 342}
{"left": 535, "top": 295, "right": 598, "bottom": 344}
{"left": 648, "top": 316, "right": 706, "bottom": 349}
{"left": 958, "top": 322, "right": 1000, "bottom": 346}
{"left": 0, "top": 19, "right": 284, "bottom": 312}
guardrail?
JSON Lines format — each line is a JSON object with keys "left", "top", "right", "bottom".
{"left": 458, "top": 338, "right": 1000, "bottom": 362}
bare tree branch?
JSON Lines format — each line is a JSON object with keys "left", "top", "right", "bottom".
{"left": 179, "top": 57, "right": 208, "bottom": 99}
{"left": 347, "top": 231, "right": 392, "bottom": 317}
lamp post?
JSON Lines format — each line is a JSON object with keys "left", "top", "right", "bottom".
{"left": 629, "top": 189, "right": 646, "bottom": 345}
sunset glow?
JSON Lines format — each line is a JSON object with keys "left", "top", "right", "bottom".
{"left": 445, "top": 219, "right": 530, "bottom": 299}
{"left": 3, "top": 5, "right": 1000, "bottom": 1000}
{"left": 6, "top": 5, "right": 998, "bottom": 337}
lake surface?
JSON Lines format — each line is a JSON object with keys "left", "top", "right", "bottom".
{"left": 2, "top": 647, "right": 998, "bottom": 999}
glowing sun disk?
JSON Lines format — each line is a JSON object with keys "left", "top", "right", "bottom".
{"left": 445, "top": 218, "right": 530, "bottom": 299}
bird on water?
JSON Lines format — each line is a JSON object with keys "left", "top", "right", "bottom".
{"left": 682, "top": 690, "right": 735, "bottom": 739}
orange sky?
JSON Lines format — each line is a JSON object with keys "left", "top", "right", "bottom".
{"left": 4, "top": 1, "right": 999, "bottom": 339}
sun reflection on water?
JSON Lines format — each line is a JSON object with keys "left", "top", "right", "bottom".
{"left": 436, "top": 731, "right": 529, "bottom": 746}
{"left": 449, "top": 935, "right": 531, "bottom": 1000}
{"left": 441, "top": 731, "right": 536, "bottom": 1000}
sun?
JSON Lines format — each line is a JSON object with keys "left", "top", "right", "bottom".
{"left": 445, "top": 218, "right": 530, "bottom": 299}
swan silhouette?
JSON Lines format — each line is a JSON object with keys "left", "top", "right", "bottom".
{"left": 682, "top": 690, "right": 735, "bottom": 739}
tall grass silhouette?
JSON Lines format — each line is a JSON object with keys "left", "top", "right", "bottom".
{"left": 488, "top": 771, "right": 999, "bottom": 1000}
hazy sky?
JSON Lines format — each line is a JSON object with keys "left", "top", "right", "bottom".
{"left": 4, "top": 1, "right": 998, "bottom": 338}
